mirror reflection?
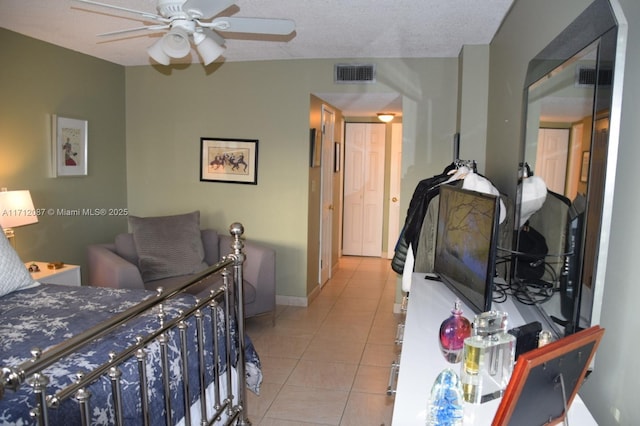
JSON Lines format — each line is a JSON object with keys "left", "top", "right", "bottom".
{"left": 518, "top": 42, "right": 600, "bottom": 333}
{"left": 524, "top": 42, "right": 598, "bottom": 200}
{"left": 513, "top": 0, "right": 619, "bottom": 339}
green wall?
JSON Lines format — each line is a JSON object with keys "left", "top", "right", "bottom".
{"left": 0, "top": 29, "right": 128, "bottom": 281}
{"left": 457, "top": 45, "right": 490, "bottom": 172}
{"left": 125, "top": 58, "right": 458, "bottom": 299}
{"left": 0, "top": 27, "right": 459, "bottom": 301}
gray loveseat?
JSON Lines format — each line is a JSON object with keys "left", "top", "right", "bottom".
{"left": 87, "top": 221, "right": 276, "bottom": 322}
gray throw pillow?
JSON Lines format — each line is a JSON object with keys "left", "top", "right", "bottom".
{"left": 129, "top": 211, "right": 208, "bottom": 282}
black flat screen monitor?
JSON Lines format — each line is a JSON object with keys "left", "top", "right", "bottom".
{"left": 434, "top": 184, "right": 500, "bottom": 314}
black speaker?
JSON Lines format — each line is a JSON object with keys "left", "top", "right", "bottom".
{"left": 508, "top": 321, "right": 542, "bottom": 360}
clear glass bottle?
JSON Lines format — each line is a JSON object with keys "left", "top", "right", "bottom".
{"left": 460, "top": 311, "right": 516, "bottom": 404}
{"left": 439, "top": 300, "right": 472, "bottom": 363}
{"left": 427, "top": 368, "right": 464, "bottom": 426}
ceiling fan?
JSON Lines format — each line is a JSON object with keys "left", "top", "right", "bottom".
{"left": 74, "top": 0, "right": 296, "bottom": 65}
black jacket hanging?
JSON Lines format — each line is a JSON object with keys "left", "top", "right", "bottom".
{"left": 391, "top": 172, "right": 453, "bottom": 274}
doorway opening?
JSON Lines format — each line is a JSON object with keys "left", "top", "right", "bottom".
{"left": 310, "top": 92, "right": 403, "bottom": 291}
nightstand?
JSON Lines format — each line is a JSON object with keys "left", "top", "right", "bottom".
{"left": 25, "top": 261, "right": 82, "bottom": 286}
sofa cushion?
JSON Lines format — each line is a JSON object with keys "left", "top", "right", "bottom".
{"left": 200, "top": 229, "right": 220, "bottom": 265}
{"left": 115, "top": 229, "right": 219, "bottom": 268}
{"left": 0, "top": 230, "right": 39, "bottom": 297}
{"left": 114, "top": 233, "right": 138, "bottom": 265}
{"left": 129, "top": 211, "right": 208, "bottom": 282}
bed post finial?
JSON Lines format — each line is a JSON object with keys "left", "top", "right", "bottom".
{"left": 229, "top": 222, "right": 245, "bottom": 265}
{"left": 229, "top": 222, "right": 244, "bottom": 238}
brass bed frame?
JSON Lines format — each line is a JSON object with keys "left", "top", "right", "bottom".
{"left": 1, "top": 222, "right": 252, "bottom": 426}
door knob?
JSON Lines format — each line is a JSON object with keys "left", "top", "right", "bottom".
{"left": 392, "top": 197, "right": 398, "bottom": 202}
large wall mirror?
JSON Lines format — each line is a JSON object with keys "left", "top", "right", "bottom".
{"left": 513, "top": 0, "right": 625, "bottom": 338}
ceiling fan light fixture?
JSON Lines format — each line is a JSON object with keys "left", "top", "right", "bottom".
{"left": 76, "top": 0, "right": 297, "bottom": 67}
{"left": 161, "top": 28, "right": 191, "bottom": 58}
{"left": 193, "top": 32, "right": 225, "bottom": 66}
{"left": 147, "top": 38, "right": 171, "bottom": 65}
{"left": 377, "top": 113, "right": 395, "bottom": 123}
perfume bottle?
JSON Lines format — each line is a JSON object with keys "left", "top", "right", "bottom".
{"left": 427, "top": 368, "right": 464, "bottom": 426}
{"left": 538, "top": 330, "right": 553, "bottom": 347}
{"left": 460, "top": 311, "right": 516, "bottom": 404}
{"left": 439, "top": 300, "right": 472, "bottom": 363}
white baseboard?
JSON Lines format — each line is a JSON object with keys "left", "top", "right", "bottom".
{"left": 276, "top": 295, "right": 308, "bottom": 307}
{"left": 275, "top": 283, "right": 323, "bottom": 308}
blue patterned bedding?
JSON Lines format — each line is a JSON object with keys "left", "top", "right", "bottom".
{"left": 0, "top": 283, "right": 262, "bottom": 425}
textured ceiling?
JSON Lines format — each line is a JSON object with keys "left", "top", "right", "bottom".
{"left": 0, "top": 0, "right": 515, "bottom": 116}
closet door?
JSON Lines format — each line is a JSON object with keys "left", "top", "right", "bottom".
{"left": 343, "top": 123, "right": 386, "bottom": 256}
{"left": 535, "top": 128, "right": 570, "bottom": 194}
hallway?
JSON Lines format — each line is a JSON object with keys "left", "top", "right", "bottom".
{"left": 245, "top": 256, "right": 401, "bottom": 425}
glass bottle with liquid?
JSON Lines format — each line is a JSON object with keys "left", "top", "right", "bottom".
{"left": 460, "top": 311, "right": 515, "bottom": 404}
{"left": 439, "top": 300, "right": 472, "bottom": 363}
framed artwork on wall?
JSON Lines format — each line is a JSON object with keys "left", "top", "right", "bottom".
{"left": 200, "top": 137, "right": 259, "bottom": 185}
{"left": 51, "top": 115, "right": 88, "bottom": 177}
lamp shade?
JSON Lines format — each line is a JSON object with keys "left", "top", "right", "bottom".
{"left": 0, "top": 190, "right": 38, "bottom": 229}
{"left": 161, "top": 28, "right": 191, "bottom": 59}
{"left": 147, "top": 39, "right": 171, "bottom": 65}
{"left": 194, "top": 33, "right": 225, "bottom": 65}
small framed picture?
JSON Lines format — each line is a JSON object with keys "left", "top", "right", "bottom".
{"left": 493, "top": 326, "right": 604, "bottom": 426}
{"left": 200, "top": 137, "right": 258, "bottom": 185}
{"left": 51, "top": 115, "right": 88, "bottom": 177}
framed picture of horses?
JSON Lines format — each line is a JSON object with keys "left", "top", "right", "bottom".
{"left": 200, "top": 137, "right": 258, "bottom": 184}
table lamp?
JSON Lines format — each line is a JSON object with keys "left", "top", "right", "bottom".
{"left": 0, "top": 188, "right": 38, "bottom": 247}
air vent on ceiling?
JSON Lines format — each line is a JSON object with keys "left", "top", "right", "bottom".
{"left": 576, "top": 66, "right": 613, "bottom": 87}
{"left": 334, "top": 64, "right": 376, "bottom": 83}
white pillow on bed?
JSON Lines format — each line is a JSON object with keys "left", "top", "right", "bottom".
{"left": 0, "top": 229, "right": 39, "bottom": 297}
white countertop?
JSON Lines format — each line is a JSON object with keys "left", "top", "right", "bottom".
{"left": 391, "top": 273, "right": 596, "bottom": 425}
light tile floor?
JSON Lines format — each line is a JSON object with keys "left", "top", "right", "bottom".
{"left": 245, "top": 256, "right": 402, "bottom": 425}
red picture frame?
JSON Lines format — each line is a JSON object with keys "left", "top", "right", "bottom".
{"left": 493, "top": 326, "right": 604, "bottom": 426}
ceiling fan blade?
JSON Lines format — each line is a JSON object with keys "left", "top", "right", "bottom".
{"left": 200, "top": 29, "right": 226, "bottom": 46}
{"left": 97, "top": 24, "right": 170, "bottom": 37}
{"left": 73, "top": 0, "right": 165, "bottom": 21}
{"left": 210, "top": 17, "right": 295, "bottom": 35}
{"left": 183, "top": 0, "right": 235, "bottom": 19}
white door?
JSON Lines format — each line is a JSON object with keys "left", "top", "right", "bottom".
{"left": 319, "top": 105, "right": 335, "bottom": 286}
{"left": 387, "top": 123, "right": 403, "bottom": 259}
{"left": 566, "top": 123, "right": 584, "bottom": 201}
{"left": 535, "top": 128, "right": 569, "bottom": 194}
{"left": 343, "top": 122, "right": 386, "bottom": 256}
